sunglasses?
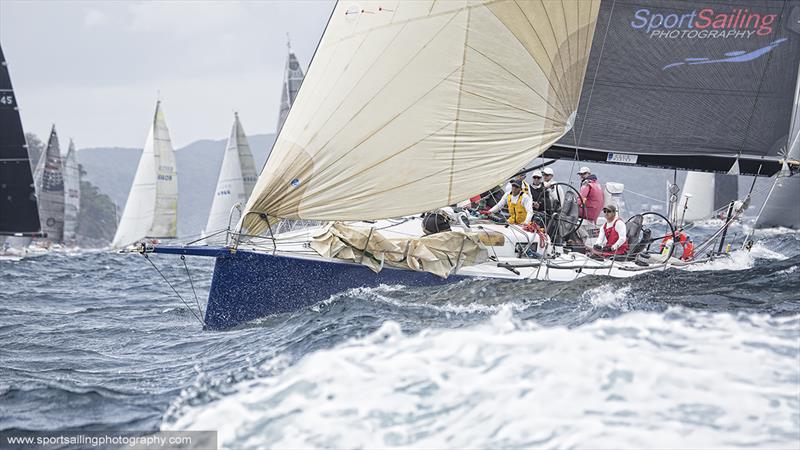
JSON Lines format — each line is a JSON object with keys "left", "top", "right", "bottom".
{"left": 532, "top": 176, "right": 542, "bottom": 179}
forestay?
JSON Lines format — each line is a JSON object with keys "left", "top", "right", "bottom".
{"left": 243, "top": 0, "right": 600, "bottom": 235}
{"left": 112, "top": 101, "right": 178, "bottom": 248}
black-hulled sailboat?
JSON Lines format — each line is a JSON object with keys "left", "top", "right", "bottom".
{"left": 0, "top": 42, "right": 43, "bottom": 260}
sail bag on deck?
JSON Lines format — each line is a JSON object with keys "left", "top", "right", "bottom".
{"left": 242, "top": 0, "right": 601, "bottom": 234}
{"left": 311, "top": 222, "right": 488, "bottom": 278}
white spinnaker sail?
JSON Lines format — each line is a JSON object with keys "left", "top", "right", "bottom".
{"left": 204, "top": 113, "right": 257, "bottom": 236}
{"left": 112, "top": 101, "right": 178, "bottom": 248}
{"left": 63, "top": 139, "right": 81, "bottom": 244}
{"left": 681, "top": 172, "right": 715, "bottom": 222}
{"left": 242, "top": 0, "right": 600, "bottom": 235}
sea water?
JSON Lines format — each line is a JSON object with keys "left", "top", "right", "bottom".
{"left": 1, "top": 228, "right": 798, "bottom": 448}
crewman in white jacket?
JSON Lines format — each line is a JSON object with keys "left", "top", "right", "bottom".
{"left": 593, "top": 204, "right": 629, "bottom": 255}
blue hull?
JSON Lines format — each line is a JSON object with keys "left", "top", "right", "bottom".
{"left": 205, "top": 249, "right": 463, "bottom": 330}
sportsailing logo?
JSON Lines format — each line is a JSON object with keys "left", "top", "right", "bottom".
{"left": 631, "top": 7, "right": 778, "bottom": 39}
{"left": 630, "top": 6, "right": 789, "bottom": 70}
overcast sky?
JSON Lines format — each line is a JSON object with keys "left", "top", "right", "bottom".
{"left": 1, "top": 0, "right": 333, "bottom": 149}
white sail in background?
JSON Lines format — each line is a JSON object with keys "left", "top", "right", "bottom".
{"left": 681, "top": 172, "right": 715, "bottom": 222}
{"left": 756, "top": 62, "right": 800, "bottom": 229}
{"left": 243, "top": 0, "right": 601, "bottom": 235}
{"left": 204, "top": 113, "right": 257, "bottom": 237}
{"left": 112, "top": 101, "right": 178, "bottom": 248}
{"left": 33, "top": 125, "right": 65, "bottom": 242}
{"left": 62, "top": 139, "right": 81, "bottom": 245}
{"left": 277, "top": 44, "right": 305, "bottom": 133}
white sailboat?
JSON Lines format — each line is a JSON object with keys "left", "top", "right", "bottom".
{"left": 63, "top": 139, "right": 81, "bottom": 246}
{"left": 680, "top": 172, "right": 738, "bottom": 225}
{"left": 112, "top": 100, "right": 178, "bottom": 248}
{"left": 202, "top": 113, "right": 257, "bottom": 239}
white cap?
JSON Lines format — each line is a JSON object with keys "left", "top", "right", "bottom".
{"left": 578, "top": 166, "right": 591, "bottom": 174}
{"left": 542, "top": 167, "right": 554, "bottom": 175}
{"left": 531, "top": 170, "right": 543, "bottom": 178}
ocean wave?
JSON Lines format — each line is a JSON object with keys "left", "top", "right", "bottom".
{"left": 167, "top": 307, "right": 800, "bottom": 449}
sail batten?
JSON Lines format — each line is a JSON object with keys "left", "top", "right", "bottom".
{"left": 243, "top": 0, "right": 600, "bottom": 233}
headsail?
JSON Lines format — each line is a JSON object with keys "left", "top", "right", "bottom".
{"left": 204, "top": 113, "right": 257, "bottom": 237}
{"left": 63, "top": 139, "right": 81, "bottom": 245}
{"left": 243, "top": 0, "right": 601, "bottom": 234}
{"left": 680, "top": 172, "right": 738, "bottom": 222}
{"left": 276, "top": 43, "right": 305, "bottom": 133}
{"left": 545, "top": 0, "right": 800, "bottom": 176}
{"left": 755, "top": 60, "right": 800, "bottom": 229}
{"left": 0, "top": 42, "right": 40, "bottom": 236}
{"left": 112, "top": 101, "right": 178, "bottom": 248}
{"left": 33, "top": 125, "right": 65, "bottom": 242}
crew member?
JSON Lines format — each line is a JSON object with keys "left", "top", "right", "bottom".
{"left": 504, "top": 173, "right": 530, "bottom": 196}
{"left": 528, "top": 170, "right": 548, "bottom": 213}
{"left": 481, "top": 180, "right": 533, "bottom": 224}
{"left": 593, "top": 204, "right": 628, "bottom": 255}
{"left": 542, "top": 167, "right": 563, "bottom": 212}
{"left": 660, "top": 229, "right": 695, "bottom": 261}
{"left": 578, "top": 166, "right": 603, "bottom": 222}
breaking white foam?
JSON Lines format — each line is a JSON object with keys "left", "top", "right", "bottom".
{"left": 167, "top": 308, "right": 800, "bottom": 449}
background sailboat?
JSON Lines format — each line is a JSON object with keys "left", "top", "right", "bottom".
{"left": 32, "top": 125, "right": 65, "bottom": 243}
{"left": 276, "top": 40, "right": 305, "bottom": 134}
{"left": 0, "top": 41, "right": 41, "bottom": 255}
{"left": 112, "top": 100, "right": 178, "bottom": 248}
{"left": 680, "top": 172, "right": 738, "bottom": 224}
{"left": 755, "top": 62, "right": 800, "bottom": 229}
{"left": 202, "top": 113, "right": 257, "bottom": 238}
{"left": 62, "top": 139, "right": 81, "bottom": 246}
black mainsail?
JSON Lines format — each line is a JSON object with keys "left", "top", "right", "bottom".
{"left": 545, "top": 0, "right": 800, "bottom": 176}
{"left": 0, "top": 42, "right": 40, "bottom": 236}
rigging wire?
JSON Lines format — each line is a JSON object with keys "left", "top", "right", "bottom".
{"left": 143, "top": 254, "right": 205, "bottom": 327}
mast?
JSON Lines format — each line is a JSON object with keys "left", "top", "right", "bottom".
{"left": 0, "top": 41, "right": 41, "bottom": 236}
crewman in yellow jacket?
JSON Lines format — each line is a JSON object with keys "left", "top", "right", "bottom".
{"left": 481, "top": 180, "right": 533, "bottom": 224}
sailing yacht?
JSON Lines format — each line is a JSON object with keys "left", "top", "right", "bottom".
{"left": 139, "top": 0, "right": 799, "bottom": 330}
{"left": 32, "top": 125, "right": 65, "bottom": 246}
{"left": 63, "top": 139, "right": 81, "bottom": 246}
{"left": 679, "top": 172, "right": 738, "bottom": 225}
{"left": 0, "top": 41, "right": 42, "bottom": 260}
{"left": 202, "top": 113, "right": 257, "bottom": 240}
{"left": 112, "top": 100, "right": 178, "bottom": 248}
